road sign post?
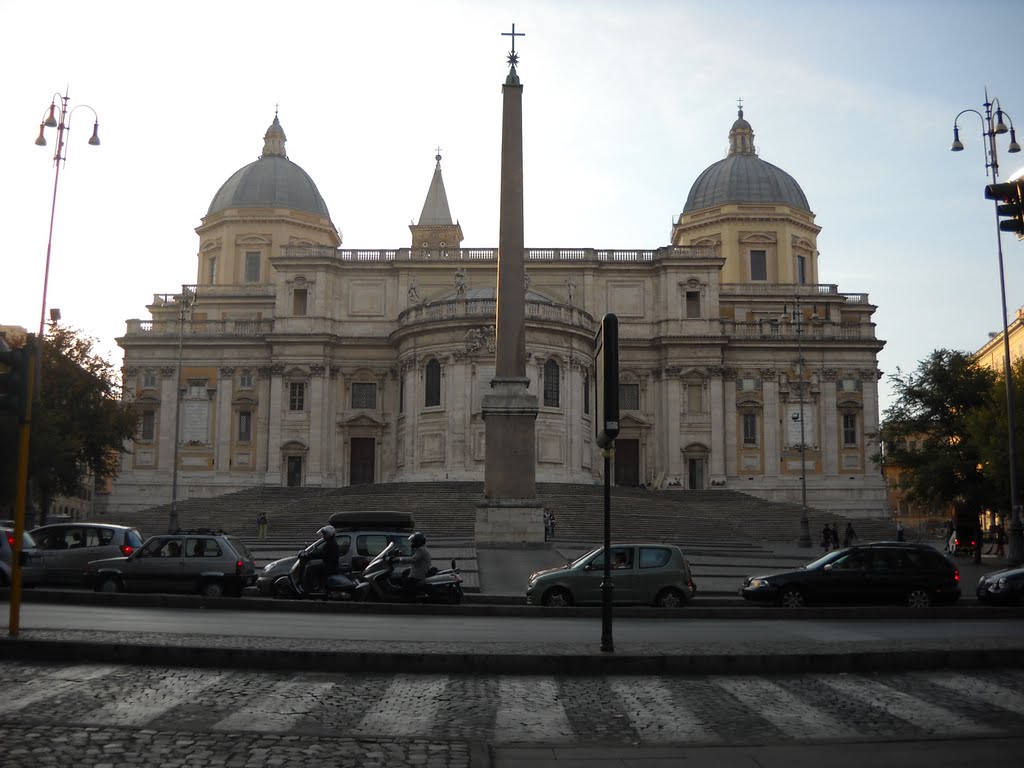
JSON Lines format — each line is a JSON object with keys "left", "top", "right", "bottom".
{"left": 594, "top": 314, "right": 619, "bottom": 653}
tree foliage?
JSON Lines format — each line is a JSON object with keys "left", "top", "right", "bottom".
{"left": 964, "top": 357, "right": 1024, "bottom": 513}
{"left": 876, "top": 349, "right": 995, "bottom": 513}
{"left": 0, "top": 327, "right": 138, "bottom": 517}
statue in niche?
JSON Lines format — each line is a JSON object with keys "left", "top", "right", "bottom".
{"left": 454, "top": 268, "right": 467, "bottom": 297}
{"left": 524, "top": 271, "right": 531, "bottom": 293}
{"left": 566, "top": 278, "right": 577, "bottom": 306}
{"left": 407, "top": 277, "right": 421, "bottom": 306}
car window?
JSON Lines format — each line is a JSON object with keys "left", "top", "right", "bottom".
{"left": 186, "top": 538, "right": 222, "bottom": 557}
{"left": 91, "top": 527, "right": 115, "bottom": 547}
{"left": 831, "top": 550, "right": 870, "bottom": 571}
{"left": 639, "top": 547, "right": 671, "bottom": 569}
{"left": 64, "top": 527, "right": 87, "bottom": 548}
{"left": 357, "top": 534, "right": 411, "bottom": 557}
{"left": 142, "top": 538, "right": 183, "bottom": 558}
{"left": 226, "top": 537, "right": 252, "bottom": 559}
{"left": 337, "top": 535, "right": 351, "bottom": 556}
{"left": 905, "top": 549, "right": 941, "bottom": 570}
{"left": 591, "top": 547, "right": 633, "bottom": 570}
{"left": 127, "top": 530, "right": 144, "bottom": 548}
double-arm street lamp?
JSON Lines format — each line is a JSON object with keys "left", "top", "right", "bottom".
{"left": 34, "top": 89, "right": 101, "bottom": 385}
{"left": 169, "top": 287, "right": 195, "bottom": 534}
{"left": 793, "top": 295, "right": 812, "bottom": 548}
{"left": 950, "top": 89, "right": 1023, "bottom": 564}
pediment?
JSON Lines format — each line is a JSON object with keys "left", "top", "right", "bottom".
{"left": 620, "top": 412, "right": 652, "bottom": 428}
{"left": 339, "top": 413, "right": 387, "bottom": 427}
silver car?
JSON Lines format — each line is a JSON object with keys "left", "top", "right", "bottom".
{"left": 527, "top": 543, "right": 696, "bottom": 608}
{"left": 1, "top": 526, "right": 44, "bottom": 588}
{"left": 30, "top": 523, "right": 144, "bottom": 586}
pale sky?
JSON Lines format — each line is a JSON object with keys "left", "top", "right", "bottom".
{"left": 2, "top": 0, "right": 1022, "bottom": 415}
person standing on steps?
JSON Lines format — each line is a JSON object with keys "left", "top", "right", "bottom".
{"left": 821, "top": 524, "right": 832, "bottom": 551}
{"left": 843, "top": 522, "right": 856, "bottom": 548}
{"left": 830, "top": 523, "right": 841, "bottom": 550}
{"left": 257, "top": 511, "right": 268, "bottom": 540}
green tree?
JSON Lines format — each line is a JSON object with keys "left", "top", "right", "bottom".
{"left": 0, "top": 327, "right": 138, "bottom": 521}
{"left": 876, "top": 349, "right": 995, "bottom": 514}
{"left": 964, "top": 357, "right": 1024, "bottom": 517}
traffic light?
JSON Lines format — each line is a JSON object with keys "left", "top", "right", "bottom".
{"left": 0, "top": 344, "right": 29, "bottom": 420}
{"left": 985, "top": 181, "right": 1024, "bottom": 236}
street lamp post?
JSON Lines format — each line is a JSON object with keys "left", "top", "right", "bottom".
{"left": 951, "top": 89, "right": 1023, "bottom": 565}
{"left": 793, "top": 296, "right": 812, "bottom": 547}
{"left": 168, "top": 287, "right": 194, "bottom": 534}
{"left": 34, "top": 89, "right": 100, "bottom": 387}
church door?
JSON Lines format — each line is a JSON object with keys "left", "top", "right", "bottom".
{"left": 286, "top": 456, "right": 303, "bottom": 487}
{"left": 688, "top": 458, "right": 705, "bottom": 490}
{"left": 350, "top": 438, "right": 375, "bottom": 485}
{"left": 614, "top": 439, "right": 640, "bottom": 487}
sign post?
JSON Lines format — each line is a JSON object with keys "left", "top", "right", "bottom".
{"left": 594, "top": 314, "right": 619, "bottom": 653}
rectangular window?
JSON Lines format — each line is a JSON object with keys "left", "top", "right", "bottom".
{"left": 140, "top": 410, "right": 155, "bottom": 441}
{"left": 289, "top": 382, "right": 306, "bottom": 411}
{"left": 796, "top": 255, "right": 807, "bottom": 285}
{"left": 399, "top": 375, "right": 405, "bottom": 414}
{"left": 208, "top": 256, "right": 217, "bottom": 285}
{"left": 750, "top": 250, "right": 767, "bottom": 281}
{"left": 239, "top": 372, "right": 254, "bottom": 389}
{"left": 619, "top": 383, "right": 639, "bottom": 410}
{"left": 743, "top": 413, "right": 757, "bottom": 445}
{"left": 238, "top": 410, "right": 252, "bottom": 442}
{"left": 244, "top": 252, "right": 261, "bottom": 283}
{"left": 187, "top": 381, "right": 207, "bottom": 397}
{"left": 293, "top": 289, "right": 308, "bottom": 316}
{"left": 843, "top": 413, "right": 858, "bottom": 446}
{"left": 583, "top": 373, "right": 590, "bottom": 415}
{"left": 142, "top": 372, "right": 157, "bottom": 389}
{"left": 685, "top": 290, "right": 701, "bottom": 319}
{"left": 352, "top": 382, "right": 377, "bottom": 409}
{"left": 687, "top": 383, "right": 702, "bottom": 413}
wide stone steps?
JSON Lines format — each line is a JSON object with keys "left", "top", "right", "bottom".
{"left": 107, "top": 482, "right": 893, "bottom": 554}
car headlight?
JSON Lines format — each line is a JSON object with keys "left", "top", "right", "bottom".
{"left": 748, "top": 578, "right": 771, "bottom": 589}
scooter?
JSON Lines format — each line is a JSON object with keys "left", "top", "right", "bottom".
{"left": 273, "top": 540, "right": 360, "bottom": 600}
{"left": 355, "top": 541, "right": 464, "bottom": 604}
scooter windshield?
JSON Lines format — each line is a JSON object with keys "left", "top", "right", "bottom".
{"left": 364, "top": 540, "right": 398, "bottom": 572}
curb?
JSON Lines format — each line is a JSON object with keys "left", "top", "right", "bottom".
{"left": 2, "top": 637, "right": 1023, "bottom": 676}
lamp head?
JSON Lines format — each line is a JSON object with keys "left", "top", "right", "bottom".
{"left": 1009, "top": 128, "right": 1021, "bottom": 154}
{"left": 44, "top": 103, "right": 58, "bottom": 129}
{"left": 995, "top": 109, "right": 1009, "bottom": 135}
{"left": 35, "top": 123, "right": 47, "bottom": 146}
{"left": 88, "top": 120, "right": 100, "bottom": 146}
{"left": 950, "top": 125, "right": 964, "bottom": 152}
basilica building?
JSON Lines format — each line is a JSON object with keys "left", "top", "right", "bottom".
{"left": 109, "top": 108, "right": 887, "bottom": 517}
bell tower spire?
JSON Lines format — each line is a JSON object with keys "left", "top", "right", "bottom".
{"left": 409, "top": 149, "right": 463, "bottom": 248}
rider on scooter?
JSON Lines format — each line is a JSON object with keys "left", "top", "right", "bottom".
{"left": 395, "top": 531, "right": 431, "bottom": 595}
{"left": 307, "top": 525, "right": 340, "bottom": 596}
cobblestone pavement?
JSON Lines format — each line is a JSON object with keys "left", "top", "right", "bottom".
{"left": 3, "top": 662, "right": 1024, "bottom": 766}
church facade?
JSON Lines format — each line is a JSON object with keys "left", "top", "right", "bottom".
{"left": 108, "top": 109, "right": 888, "bottom": 517}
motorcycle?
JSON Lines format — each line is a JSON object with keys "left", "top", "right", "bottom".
{"left": 273, "top": 539, "right": 360, "bottom": 600}
{"left": 355, "top": 541, "right": 464, "bottom": 604}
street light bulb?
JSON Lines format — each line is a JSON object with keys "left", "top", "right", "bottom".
{"left": 995, "top": 110, "right": 1009, "bottom": 135}
{"left": 1009, "top": 129, "right": 1020, "bottom": 154}
{"left": 88, "top": 121, "right": 100, "bottom": 146}
{"left": 950, "top": 126, "right": 964, "bottom": 152}
{"left": 34, "top": 123, "right": 47, "bottom": 146}
{"left": 44, "top": 103, "right": 57, "bottom": 128}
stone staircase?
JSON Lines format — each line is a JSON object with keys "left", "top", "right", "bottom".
{"left": 105, "top": 482, "right": 894, "bottom": 552}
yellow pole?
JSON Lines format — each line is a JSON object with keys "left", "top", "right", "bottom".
{"left": 8, "top": 338, "right": 35, "bottom": 637}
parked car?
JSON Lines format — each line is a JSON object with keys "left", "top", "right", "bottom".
{"left": 84, "top": 529, "right": 257, "bottom": 597}
{"left": 526, "top": 543, "right": 696, "bottom": 608}
{"left": 256, "top": 510, "right": 415, "bottom": 597}
{"left": 740, "top": 542, "right": 961, "bottom": 608}
{"left": 1, "top": 526, "right": 43, "bottom": 588}
{"left": 976, "top": 565, "right": 1024, "bottom": 605}
{"left": 29, "top": 523, "right": 144, "bottom": 586}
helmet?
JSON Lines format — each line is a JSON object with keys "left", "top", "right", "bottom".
{"left": 318, "top": 525, "right": 336, "bottom": 540}
{"left": 409, "top": 532, "right": 426, "bottom": 549}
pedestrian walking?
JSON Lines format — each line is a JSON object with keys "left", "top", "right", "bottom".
{"left": 995, "top": 522, "right": 1006, "bottom": 557}
{"left": 896, "top": 521, "right": 905, "bottom": 542}
{"left": 821, "top": 524, "right": 832, "bottom": 551}
{"left": 543, "top": 510, "right": 551, "bottom": 541}
{"left": 843, "top": 522, "right": 856, "bottom": 548}
{"left": 257, "top": 511, "right": 269, "bottom": 540}
{"left": 547, "top": 510, "right": 557, "bottom": 540}
{"left": 830, "top": 523, "right": 841, "bottom": 550}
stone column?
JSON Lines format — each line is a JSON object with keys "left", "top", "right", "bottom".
{"left": 215, "top": 368, "right": 234, "bottom": 480}
{"left": 708, "top": 366, "right": 726, "bottom": 482}
{"left": 821, "top": 371, "right": 839, "bottom": 477}
{"left": 264, "top": 364, "right": 284, "bottom": 484}
{"left": 478, "top": 56, "right": 542, "bottom": 543}
{"left": 307, "top": 363, "right": 326, "bottom": 486}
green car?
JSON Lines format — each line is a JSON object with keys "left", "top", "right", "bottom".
{"left": 527, "top": 543, "right": 696, "bottom": 608}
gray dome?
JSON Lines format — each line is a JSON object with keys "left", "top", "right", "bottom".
{"left": 683, "top": 109, "right": 810, "bottom": 213}
{"left": 207, "top": 116, "right": 332, "bottom": 219}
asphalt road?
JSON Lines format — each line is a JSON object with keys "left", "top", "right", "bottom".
{"left": 7, "top": 603, "right": 1024, "bottom": 647}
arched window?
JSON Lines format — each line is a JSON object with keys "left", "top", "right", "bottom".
{"left": 425, "top": 359, "right": 441, "bottom": 407}
{"left": 543, "top": 359, "right": 560, "bottom": 408}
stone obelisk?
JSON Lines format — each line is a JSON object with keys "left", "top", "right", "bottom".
{"left": 476, "top": 25, "right": 543, "bottom": 544}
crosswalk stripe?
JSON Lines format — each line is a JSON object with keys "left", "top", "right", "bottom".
{"left": 820, "top": 676, "right": 997, "bottom": 736}
{"left": 714, "top": 677, "right": 857, "bottom": 740}
{"left": 82, "top": 671, "right": 232, "bottom": 727}
{"left": 214, "top": 679, "right": 334, "bottom": 732}
{"left": 0, "top": 664, "right": 119, "bottom": 715}
{"left": 609, "top": 677, "right": 720, "bottom": 744}
{"left": 355, "top": 674, "right": 448, "bottom": 738}
{"left": 493, "top": 678, "right": 575, "bottom": 743}
{"left": 924, "top": 672, "right": 1024, "bottom": 715}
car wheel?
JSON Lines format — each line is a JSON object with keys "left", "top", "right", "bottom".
{"left": 655, "top": 588, "right": 686, "bottom": 608}
{"left": 98, "top": 576, "right": 122, "bottom": 594}
{"left": 273, "top": 578, "right": 294, "bottom": 599}
{"left": 778, "top": 588, "right": 805, "bottom": 608}
{"left": 200, "top": 581, "right": 224, "bottom": 599}
{"left": 542, "top": 587, "right": 572, "bottom": 607}
{"left": 907, "top": 588, "right": 931, "bottom": 608}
